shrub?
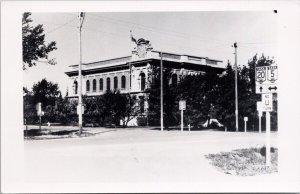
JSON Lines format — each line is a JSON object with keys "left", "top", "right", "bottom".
{"left": 260, "top": 146, "right": 276, "bottom": 157}
{"left": 49, "top": 130, "right": 78, "bottom": 136}
{"left": 24, "top": 129, "right": 42, "bottom": 137}
{"left": 137, "top": 116, "right": 147, "bottom": 126}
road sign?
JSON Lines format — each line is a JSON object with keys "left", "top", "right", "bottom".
{"left": 179, "top": 100, "right": 186, "bottom": 110}
{"left": 262, "top": 93, "right": 273, "bottom": 112}
{"left": 244, "top": 117, "right": 248, "bottom": 121}
{"left": 255, "top": 65, "right": 278, "bottom": 94}
{"left": 36, "top": 102, "right": 42, "bottom": 111}
{"left": 77, "top": 105, "right": 85, "bottom": 115}
{"left": 256, "top": 84, "right": 278, "bottom": 94}
{"left": 256, "top": 66, "right": 267, "bottom": 84}
{"left": 267, "top": 65, "right": 278, "bottom": 83}
{"left": 36, "top": 102, "right": 43, "bottom": 116}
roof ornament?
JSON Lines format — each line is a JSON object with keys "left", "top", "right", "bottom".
{"left": 130, "top": 31, "right": 153, "bottom": 58}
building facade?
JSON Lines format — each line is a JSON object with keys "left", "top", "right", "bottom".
{"left": 65, "top": 38, "right": 225, "bottom": 123}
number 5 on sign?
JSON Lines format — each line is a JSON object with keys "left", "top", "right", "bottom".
{"left": 267, "top": 65, "right": 278, "bottom": 83}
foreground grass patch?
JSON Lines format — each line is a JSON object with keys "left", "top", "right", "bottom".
{"left": 205, "top": 147, "right": 278, "bottom": 176}
{"left": 24, "top": 129, "right": 95, "bottom": 140}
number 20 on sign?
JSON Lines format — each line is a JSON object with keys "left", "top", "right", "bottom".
{"left": 256, "top": 66, "right": 267, "bottom": 84}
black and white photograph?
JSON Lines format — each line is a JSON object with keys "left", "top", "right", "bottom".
{"left": 1, "top": 1, "right": 300, "bottom": 193}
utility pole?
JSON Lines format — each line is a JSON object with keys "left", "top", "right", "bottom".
{"left": 78, "top": 12, "right": 85, "bottom": 135}
{"left": 234, "top": 42, "right": 239, "bottom": 132}
{"left": 129, "top": 30, "right": 132, "bottom": 95}
{"left": 160, "top": 52, "right": 163, "bottom": 131}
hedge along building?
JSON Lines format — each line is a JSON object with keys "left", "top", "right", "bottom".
{"left": 65, "top": 37, "right": 225, "bottom": 125}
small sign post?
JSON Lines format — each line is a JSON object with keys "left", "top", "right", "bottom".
{"left": 24, "top": 119, "right": 28, "bottom": 137}
{"left": 36, "top": 102, "right": 42, "bottom": 131}
{"left": 179, "top": 100, "right": 186, "bottom": 132}
{"left": 244, "top": 117, "right": 248, "bottom": 133}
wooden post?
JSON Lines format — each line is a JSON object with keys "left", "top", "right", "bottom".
{"left": 181, "top": 109, "right": 183, "bottom": 132}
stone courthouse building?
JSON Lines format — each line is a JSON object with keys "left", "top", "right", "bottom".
{"left": 65, "top": 37, "right": 225, "bottom": 123}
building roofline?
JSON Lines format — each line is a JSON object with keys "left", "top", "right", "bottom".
{"left": 152, "top": 50, "right": 223, "bottom": 62}
{"left": 68, "top": 50, "right": 222, "bottom": 68}
{"left": 69, "top": 55, "right": 132, "bottom": 67}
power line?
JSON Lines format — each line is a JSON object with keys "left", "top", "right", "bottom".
{"left": 39, "top": 13, "right": 275, "bottom": 59}
{"left": 87, "top": 13, "right": 231, "bottom": 47}
{"left": 239, "top": 42, "right": 277, "bottom": 45}
{"left": 40, "top": 13, "right": 277, "bottom": 50}
{"left": 83, "top": 14, "right": 233, "bottom": 53}
{"left": 45, "top": 17, "right": 77, "bottom": 35}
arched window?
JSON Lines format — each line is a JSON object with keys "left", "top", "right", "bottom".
{"left": 73, "top": 80, "right": 78, "bottom": 94}
{"left": 86, "top": 80, "right": 90, "bottom": 92}
{"left": 99, "top": 78, "right": 103, "bottom": 91}
{"left": 121, "top": 75, "right": 126, "bottom": 89}
{"left": 140, "top": 72, "right": 146, "bottom": 91}
{"left": 171, "top": 74, "right": 178, "bottom": 86}
{"left": 92, "top": 79, "right": 96, "bottom": 92}
{"left": 106, "top": 77, "right": 111, "bottom": 91}
{"left": 114, "top": 76, "right": 118, "bottom": 89}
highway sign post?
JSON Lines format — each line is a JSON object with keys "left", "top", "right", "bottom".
{"left": 179, "top": 100, "right": 186, "bottom": 132}
{"left": 255, "top": 64, "right": 277, "bottom": 167}
{"left": 265, "top": 111, "right": 271, "bottom": 167}
{"left": 257, "top": 101, "right": 263, "bottom": 133}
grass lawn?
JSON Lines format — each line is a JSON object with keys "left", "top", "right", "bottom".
{"left": 24, "top": 128, "right": 95, "bottom": 140}
{"left": 205, "top": 147, "right": 278, "bottom": 176}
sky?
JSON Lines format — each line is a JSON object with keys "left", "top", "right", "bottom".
{"left": 23, "top": 11, "right": 278, "bottom": 96}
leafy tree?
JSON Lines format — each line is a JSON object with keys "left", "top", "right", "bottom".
{"left": 31, "top": 78, "right": 61, "bottom": 108}
{"left": 213, "top": 62, "right": 235, "bottom": 129}
{"left": 148, "top": 53, "right": 278, "bottom": 131}
{"left": 177, "top": 71, "right": 220, "bottom": 128}
{"left": 23, "top": 87, "right": 36, "bottom": 124}
{"left": 82, "top": 90, "right": 139, "bottom": 127}
{"left": 146, "top": 65, "right": 161, "bottom": 126}
{"left": 146, "top": 66, "right": 178, "bottom": 128}
{"left": 120, "top": 94, "right": 139, "bottom": 127}
{"left": 22, "top": 12, "right": 57, "bottom": 70}
{"left": 214, "top": 54, "right": 277, "bottom": 131}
